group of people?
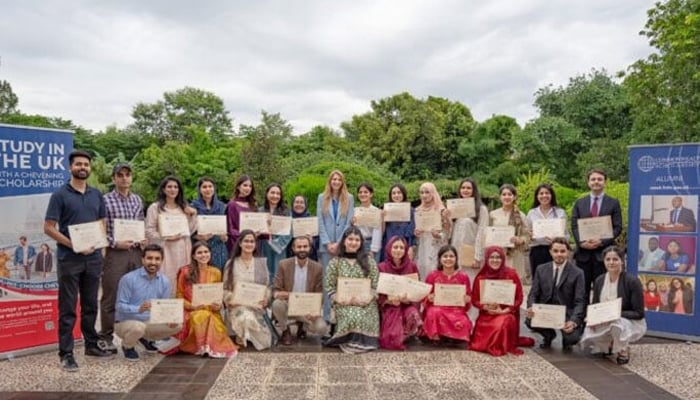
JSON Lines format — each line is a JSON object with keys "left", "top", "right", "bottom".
{"left": 43, "top": 150, "right": 646, "bottom": 371}
{"left": 643, "top": 277, "right": 694, "bottom": 314}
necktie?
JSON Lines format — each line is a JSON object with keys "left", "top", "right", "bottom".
{"left": 591, "top": 196, "right": 599, "bottom": 217}
{"left": 551, "top": 267, "right": 559, "bottom": 302}
{"left": 674, "top": 209, "right": 679, "bottom": 224}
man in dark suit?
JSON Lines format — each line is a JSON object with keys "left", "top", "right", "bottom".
{"left": 526, "top": 238, "right": 586, "bottom": 350}
{"left": 670, "top": 196, "right": 696, "bottom": 231}
{"left": 272, "top": 236, "right": 329, "bottom": 345}
{"left": 571, "top": 168, "right": 623, "bottom": 295}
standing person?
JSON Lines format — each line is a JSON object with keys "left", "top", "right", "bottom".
{"left": 526, "top": 183, "right": 567, "bottom": 278}
{"left": 525, "top": 238, "right": 585, "bottom": 351}
{"left": 35, "top": 243, "right": 53, "bottom": 279}
{"left": 288, "top": 194, "right": 318, "bottom": 260}
{"left": 414, "top": 182, "right": 451, "bottom": 280}
{"left": 13, "top": 236, "right": 36, "bottom": 280}
{"left": 571, "top": 169, "right": 623, "bottom": 295}
{"left": 580, "top": 246, "right": 646, "bottom": 364}
{"left": 382, "top": 184, "right": 416, "bottom": 261}
{"left": 643, "top": 280, "right": 661, "bottom": 312}
{"left": 44, "top": 150, "right": 112, "bottom": 371}
{"left": 225, "top": 175, "right": 257, "bottom": 253}
{"left": 668, "top": 277, "right": 692, "bottom": 314}
{"left": 377, "top": 236, "right": 422, "bottom": 350}
{"left": 317, "top": 170, "right": 354, "bottom": 322}
{"left": 489, "top": 184, "right": 531, "bottom": 284}
{"left": 669, "top": 196, "right": 696, "bottom": 231}
{"left": 99, "top": 163, "right": 145, "bottom": 354}
{"left": 145, "top": 176, "right": 198, "bottom": 290}
{"left": 353, "top": 182, "right": 382, "bottom": 263}
{"left": 447, "top": 178, "right": 489, "bottom": 284}
{"left": 259, "top": 183, "right": 292, "bottom": 280}
{"left": 191, "top": 177, "right": 229, "bottom": 270}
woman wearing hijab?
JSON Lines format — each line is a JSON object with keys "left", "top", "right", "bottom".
{"left": 288, "top": 194, "right": 319, "bottom": 260}
{"left": 414, "top": 182, "right": 451, "bottom": 281}
{"left": 191, "top": 177, "right": 229, "bottom": 270}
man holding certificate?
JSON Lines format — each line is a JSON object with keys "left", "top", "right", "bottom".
{"left": 114, "top": 244, "right": 182, "bottom": 361}
{"left": 272, "top": 236, "right": 328, "bottom": 345}
{"left": 525, "top": 238, "right": 585, "bottom": 351}
{"left": 44, "top": 150, "right": 113, "bottom": 371}
{"left": 571, "top": 169, "right": 623, "bottom": 295}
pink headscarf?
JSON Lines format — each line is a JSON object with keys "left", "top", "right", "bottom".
{"left": 419, "top": 182, "right": 445, "bottom": 211}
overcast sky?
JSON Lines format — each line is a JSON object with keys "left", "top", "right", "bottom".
{"left": 1, "top": 0, "right": 657, "bottom": 134}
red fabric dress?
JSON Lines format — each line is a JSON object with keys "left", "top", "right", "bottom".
{"left": 422, "top": 269, "right": 472, "bottom": 344}
{"left": 643, "top": 291, "right": 660, "bottom": 310}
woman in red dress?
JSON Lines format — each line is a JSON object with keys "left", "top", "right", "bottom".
{"left": 470, "top": 245, "right": 534, "bottom": 356}
{"left": 643, "top": 279, "right": 661, "bottom": 312}
{"left": 422, "top": 245, "right": 472, "bottom": 346}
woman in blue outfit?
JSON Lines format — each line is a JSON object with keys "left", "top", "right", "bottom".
{"left": 382, "top": 183, "right": 416, "bottom": 261}
{"left": 258, "top": 183, "right": 292, "bottom": 281}
{"left": 191, "top": 177, "right": 229, "bottom": 270}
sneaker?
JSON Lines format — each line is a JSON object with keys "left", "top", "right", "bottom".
{"left": 138, "top": 338, "right": 158, "bottom": 353}
{"left": 61, "top": 354, "right": 79, "bottom": 372}
{"left": 97, "top": 339, "right": 118, "bottom": 354}
{"left": 122, "top": 347, "right": 140, "bottom": 362}
{"left": 85, "top": 346, "right": 113, "bottom": 357}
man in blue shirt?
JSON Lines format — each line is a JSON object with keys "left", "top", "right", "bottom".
{"left": 115, "top": 244, "right": 181, "bottom": 361}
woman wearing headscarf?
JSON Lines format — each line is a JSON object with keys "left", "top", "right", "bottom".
{"left": 414, "top": 182, "right": 451, "bottom": 281}
{"left": 288, "top": 194, "right": 319, "bottom": 260}
{"left": 191, "top": 177, "right": 229, "bottom": 270}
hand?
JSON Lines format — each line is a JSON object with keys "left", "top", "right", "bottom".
{"left": 306, "top": 314, "right": 319, "bottom": 321}
{"left": 116, "top": 240, "right": 134, "bottom": 250}
{"left": 276, "top": 291, "right": 290, "bottom": 301}
{"left": 165, "top": 235, "right": 180, "bottom": 242}
{"left": 408, "top": 247, "right": 415, "bottom": 260}
{"left": 510, "top": 236, "right": 520, "bottom": 245}
{"left": 79, "top": 246, "right": 96, "bottom": 256}
{"left": 544, "top": 236, "right": 553, "bottom": 245}
{"left": 261, "top": 298, "right": 269, "bottom": 308}
{"left": 167, "top": 323, "right": 179, "bottom": 329}
{"left": 139, "top": 301, "right": 151, "bottom": 313}
{"left": 351, "top": 216, "right": 357, "bottom": 225}
{"left": 431, "top": 229, "right": 441, "bottom": 239}
{"left": 198, "top": 233, "right": 214, "bottom": 241}
{"left": 443, "top": 209, "right": 452, "bottom": 219}
{"left": 400, "top": 293, "right": 409, "bottom": 304}
{"left": 414, "top": 229, "right": 423, "bottom": 237}
{"left": 210, "top": 303, "right": 222, "bottom": 312}
{"left": 427, "top": 293, "right": 435, "bottom": 303}
{"left": 526, "top": 308, "right": 534, "bottom": 319}
{"left": 562, "top": 321, "right": 576, "bottom": 334}
{"left": 464, "top": 294, "right": 471, "bottom": 304}
{"left": 219, "top": 234, "right": 228, "bottom": 242}
{"left": 184, "top": 206, "right": 197, "bottom": 217}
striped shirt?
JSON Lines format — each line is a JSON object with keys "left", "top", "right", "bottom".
{"left": 104, "top": 190, "right": 144, "bottom": 247}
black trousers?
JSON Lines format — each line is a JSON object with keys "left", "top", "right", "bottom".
{"left": 529, "top": 245, "right": 552, "bottom": 279}
{"left": 577, "top": 256, "right": 606, "bottom": 297}
{"left": 57, "top": 255, "right": 102, "bottom": 357}
{"left": 525, "top": 318, "right": 584, "bottom": 347}
{"left": 99, "top": 247, "right": 142, "bottom": 341}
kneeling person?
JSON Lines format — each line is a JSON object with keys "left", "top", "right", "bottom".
{"left": 115, "top": 244, "right": 182, "bottom": 361}
{"left": 272, "top": 236, "right": 329, "bottom": 345}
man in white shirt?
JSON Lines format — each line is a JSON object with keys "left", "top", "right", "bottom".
{"left": 639, "top": 237, "right": 665, "bottom": 271}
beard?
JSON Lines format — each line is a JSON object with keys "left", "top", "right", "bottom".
{"left": 71, "top": 169, "right": 90, "bottom": 179}
{"left": 295, "top": 251, "right": 309, "bottom": 260}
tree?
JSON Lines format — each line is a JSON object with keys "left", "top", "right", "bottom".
{"left": 457, "top": 115, "right": 520, "bottom": 184}
{"left": 0, "top": 80, "right": 18, "bottom": 115}
{"left": 239, "top": 111, "right": 293, "bottom": 192}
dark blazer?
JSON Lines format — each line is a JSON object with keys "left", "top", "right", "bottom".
{"left": 591, "top": 272, "right": 645, "bottom": 320}
{"left": 527, "top": 261, "right": 586, "bottom": 326}
{"left": 671, "top": 207, "right": 696, "bottom": 230}
{"left": 273, "top": 257, "right": 323, "bottom": 294}
{"left": 571, "top": 194, "right": 623, "bottom": 262}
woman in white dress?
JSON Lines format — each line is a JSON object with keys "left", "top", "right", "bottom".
{"left": 414, "top": 182, "right": 451, "bottom": 280}
{"left": 489, "top": 184, "right": 530, "bottom": 284}
{"left": 447, "top": 178, "right": 489, "bottom": 281}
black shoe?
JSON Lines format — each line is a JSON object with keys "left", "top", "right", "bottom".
{"left": 138, "top": 338, "right": 159, "bottom": 353}
{"left": 85, "top": 345, "right": 113, "bottom": 357}
{"left": 61, "top": 354, "right": 79, "bottom": 372}
{"left": 122, "top": 347, "right": 140, "bottom": 362}
{"left": 539, "top": 337, "right": 553, "bottom": 349}
{"left": 97, "top": 339, "right": 118, "bottom": 354}
{"left": 562, "top": 344, "right": 573, "bottom": 353}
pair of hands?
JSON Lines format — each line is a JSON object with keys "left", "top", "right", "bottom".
{"left": 427, "top": 293, "right": 471, "bottom": 304}
{"left": 195, "top": 233, "right": 229, "bottom": 243}
{"left": 414, "top": 229, "right": 442, "bottom": 239}
{"left": 580, "top": 239, "right": 603, "bottom": 250}
{"left": 114, "top": 240, "right": 147, "bottom": 250}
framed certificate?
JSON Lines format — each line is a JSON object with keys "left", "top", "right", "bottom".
{"left": 532, "top": 219, "right": 566, "bottom": 239}
{"left": 287, "top": 292, "right": 323, "bottom": 317}
{"left": 158, "top": 214, "right": 190, "bottom": 237}
{"left": 415, "top": 209, "right": 442, "bottom": 231}
{"left": 530, "top": 303, "right": 566, "bottom": 329}
{"left": 192, "top": 283, "right": 224, "bottom": 307}
{"left": 354, "top": 207, "right": 382, "bottom": 229}
{"left": 239, "top": 212, "right": 270, "bottom": 234}
{"left": 113, "top": 219, "right": 145, "bottom": 242}
{"left": 434, "top": 283, "right": 466, "bottom": 307}
{"left": 270, "top": 215, "right": 292, "bottom": 236}
{"left": 336, "top": 277, "right": 372, "bottom": 303}
{"left": 149, "top": 299, "right": 184, "bottom": 324}
{"left": 197, "top": 215, "right": 227, "bottom": 235}
{"left": 483, "top": 226, "right": 515, "bottom": 248}
{"left": 587, "top": 298, "right": 622, "bottom": 325}
{"left": 292, "top": 217, "right": 318, "bottom": 237}
{"left": 577, "top": 216, "right": 614, "bottom": 241}
{"left": 446, "top": 198, "right": 475, "bottom": 219}
{"left": 458, "top": 244, "right": 475, "bottom": 267}
{"left": 384, "top": 202, "right": 411, "bottom": 222}
{"left": 232, "top": 281, "right": 268, "bottom": 308}
{"left": 480, "top": 279, "right": 516, "bottom": 306}
{"left": 68, "top": 221, "right": 108, "bottom": 253}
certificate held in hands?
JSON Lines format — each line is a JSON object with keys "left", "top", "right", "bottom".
{"left": 480, "top": 279, "right": 516, "bottom": 306}
{"left": 149, "top": 299, "right": 184, "bottom": 324}
{"left": 113, "top": 219, "right": 145, "bottom": 242}
{"left": 197, "top": 215, "right": 227, "bottom": 235}
{"left": 288, "top": 292, "right": 323, "bottom": 317}
{"left": 530, "top": 303, "right": 566, "bottom": 329}
{"left": 586, "top": 297, "right": 622, "bottom": 325}
{"left": 239, "top": 212, "right": 270, "bottom": 234}
{"left": 577, "top": 216, "right": 613, "bottom": 241}
{"left": 270, "top": 215, "right": 292, "bottom": 235}
{"left": 458, "top": 244, "right": 475, "bottom": 267}
{"left": 68, "top": 221, "right": 108, "bottom": 253}
{"left": 433, "top": 283, "right": 467, "bottom": 307}
{"left": 192, "top": 283, "right": 224, "bottom": 307}
{"left": 232, "top": 281, "right": 268, "bottom": 308}
{"left": 354, "top": 207, "right": 382, "bottom": 229}
{"left": 446, "top": 198, "right": 475, "bottom": 219}
{"left": 292, "top": 217, "right": 318, "bottom": 238}
{"left": 532, "top": 219, "right": 566, "bottom": 239}
{"left": 483, "top": 226, "right": 515, "bottom": 248}
{"left": 384, "top": 202, "right": 410, "bottom": 222}
{"left": 336, "top": 278, "right": 372, "bottom": 304}
{"left": 158, "top": 214, "right": 190, "bottom": 237}
{"left": 415, "top": 209, "right": 442, "bottom": 231}
{"left": 376, "top": 273, "right": 432, "bottom": 302}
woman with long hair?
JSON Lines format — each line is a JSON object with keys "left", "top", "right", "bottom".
{"left": 414, "top": 182, "right": 451, "bottom": 280}
{"left": 225, "top": 175, "right": 257, "bottom": 253}
{"left": 668, "top": 277, "right": 693, "bottom": 314}
{"left": 324, "top": 227, "right": 380, "bottom": 353}
{"left": 353, "top": 182, "right": 382, "bottom": 263}
{"left": 658, "top": 239, "right": 691, "bottom": 273}
{"left": 526, "top": 183, "right": 567, "bottom": 278}
{"left": 382, "top": 183, "right": 416, "bottom": 261}
{"left": 35, "top": 243, "right": 53, "bottom": 279}
{"left": 489, "top": 184, "right": 531, "bottom": 284}
{"left": 145, "top": 175, "right": 198, "bottom": 289}
{"left": 258, "top": 183, "right": 292, "bottom": 280}
{"left": 643, "top": 279, "right": 660, "bottom": 312}
{"left": 175, "top": 242, "right": 237, "bottom": 358}
{"left": 447, "top": 178, "right": 489, "bottom": 280}
{"left": 191, "top": 177, "right": 229, "bottom": 270}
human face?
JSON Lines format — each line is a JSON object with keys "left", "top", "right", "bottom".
{"left": 390, "top": 187, "right": 404, "bottom": 203}
{"left": 500, "top": 189, "right": 515, "bottom": 208}
{"left": 199, "top": 180, "right": 215, "bottom": 200}
{"left": 390, "top": 240, "right": 406, "bottom": 261}
{"left": 112, "top": 169, "right": 133, "bottom": 192}
{"left": 238, "top": 180, "right": 252, "bottom": 197}
{"left": 70, "top": 156, "right": 91, "bottom": 180}
{"left": 440, "top": 250, "right": 457, "bottom": 271}
{"left": 330, "top": 173, "right": 343, "bottom": 192}
{"left": 648, "top": 238, "right": 659, "bottom": 251}
{"left": 647, "top": 281, "right": 656, "bottom": 291}
{"left": 659, "top": 282, "right": 668, "bottom": 292}
{"left": 487, "top": 252, "right": 503, "bottom": 270}
{"left": 672, "top": 279, "right": 682, "bottom": 289}
{"left": 357, "top": 186, "right": 372, "bottom": 206}
{"left": 667, "top": 241, "right": 680, "bottom": 255}
{"left": 672, "top": 197, "right": 682, "bottom": 208}
{"left": 549, "top": 243, "right": 569, "bottom": 265}
{"left": 163, "top": 180, "right": 179, "bottom": 200}
{"left": 419, "top": 185, "right": 433, "bottom": 205}
{"left": 459, "top": 181, "right": 473, "bottom": 198}
{"left": 193, "top": 245, "right": 211, "bottom": 266}
{"left": 537, "top": 188, "right": 551, "bottom": 207}
{"left": 587, "top": 172, "right": 606, "bottom": 193}
{"left": 240, "top": 234, "right": 256, "bottom": 255}
{"left": 292, "top": 196, "right": 306, "bottom": 214}
{"left": 603, "top": 251, "right": 623, "bottom": 274}
{"left": 344, "top": 233, "right": 362, "bottom": 253}
{"left": 267, "top": 186, "right": 281, "bottom": 207}
{"left": 142, "top": 251, "right": 163, "bottom": 275}
{"left": 293, "top": 238, "right": 310, "bottom": 259}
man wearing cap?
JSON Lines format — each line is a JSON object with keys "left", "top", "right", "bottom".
{"left": 98, "top": 162, "right": 146, "bottom": 354}
{"left": 44, "top": 150, "right": 113, "bottom": 372}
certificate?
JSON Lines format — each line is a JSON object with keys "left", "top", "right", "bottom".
{"left": 292, "top": 217, "right": 318, "bottom": 237}
{"left": 287, "top": 292, "right": 323, "bottom": 317}
{"left": 587, "top": 298, "right": 622, "bottom": 325}
{"left": 232, "top": 281, "right": 268, "bottom": 308}
{"left": 415, "top": 209, "right": 442, "bottom": 231}
{"left": 239, "top": 212, "right": 270, "bottom": 234}
{"left": 197, "top": 215, "right": 227, "bottom": 235}
{"left": 577, "top": 216, "right": 613, "bottom": 241}
{"left": 68, "top": 221, "right": 108, "bottom": 253}
{"left": 483, "top": 226, "right": 515, "bottom": 248}
{"left": 458, "top": 244, "right": 475, "bottom": 267}
{"left": 336, "top": 277, "right": 372, "bottom": 303}
{"left": 446, "top": 198, "right": 475, "bottom": 219}
{"left": 113, "top": 219, "right": 145, "bottom": 242}
{"left": 532, "top": 219, "right": 566, "bottom": 239}
{"left": 433, "top": 284, "right": 466, "bottom": 307}
{"left": 377, "top": 273, "right": 431, "bottom": 302}
{"left": 270, "top": 215, "right": 292, "bottom": 235}
{"left": 149, "top": 299, "right": 184, "bottom": 324}
{"left": 192, "top": 283, "right": 224, "bottom": 307}
{"left": 480, "top": 279, "right": 516, "bottom": 306}
{"left": 158, "top": 214, "right": 190, "bottom": 237}
{"left": 530, "top": 303, "right": 566, "bottom": 329}
{"left": 384, "top": 202, "right": 411, "bottom": 222}
{"left": 354, "top": 207, "right": 382, "bottom": 229}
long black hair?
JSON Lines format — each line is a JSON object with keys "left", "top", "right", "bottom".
{"left": 156, "top": 175, "right": 188, "bottom": 212}
{"left": 458, "top": 178, "right": 483, "bottom": 223}
{"left": 338, "top": 226, "right": 371, "bottom": 277}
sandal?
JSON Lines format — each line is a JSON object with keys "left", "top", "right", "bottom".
{"left": 616, "top": 349, "right": 629, "bottom": 365}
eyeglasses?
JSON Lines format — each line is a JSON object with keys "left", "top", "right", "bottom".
{"left": 488, "top": 255, "right": 502, "bottom": 260}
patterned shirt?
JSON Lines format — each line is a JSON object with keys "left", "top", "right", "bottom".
{"left": 104, "top": 190, "right": 144, "bottom": 247}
